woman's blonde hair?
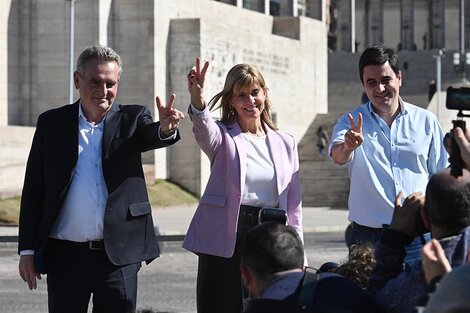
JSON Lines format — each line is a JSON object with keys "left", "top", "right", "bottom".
{"left": 208, "top": 64, "right": 278, "bottom": 131}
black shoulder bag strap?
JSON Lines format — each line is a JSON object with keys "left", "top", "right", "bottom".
{"left": 295, "top": 267, "right": 320, "bottom": 313}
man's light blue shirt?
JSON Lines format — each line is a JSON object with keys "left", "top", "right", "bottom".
{"left": 20, "top": 102, "right": 177, "bottom": 255}
{"left": 49, "top": 103, "right": 176, "bottom": 242}
{"left": 329, "top": 100, "right": 448, "bottom": 228}
{"left": 50, "top": 104, "right": 108, "bottom": 242}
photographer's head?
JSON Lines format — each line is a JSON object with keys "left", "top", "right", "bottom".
{"left": 424, "top": 168, "right": 470, "bottom": 238}
{"left": 240, "top": 222, "right": 304, "bottom": 297}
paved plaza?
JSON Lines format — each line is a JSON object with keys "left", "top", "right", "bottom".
{"left": 0, "top": 206, "right": 350, "bottom": 313}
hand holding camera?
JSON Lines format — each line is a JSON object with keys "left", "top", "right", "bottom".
{"left": 452, "top": 126, "right": 470, "bottom": 169}
{"left": 448, "top": 120, "right": 466, "bottom": 177}
{"left": 390, "top": 192, "right": 427, "bottom": 238}
{"left": 446, "top": 87, "right": 470, "bottom": 176}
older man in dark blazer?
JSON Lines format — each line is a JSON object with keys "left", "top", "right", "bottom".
{"left": 18, "top": 45, "right": 185, "bottom": 313}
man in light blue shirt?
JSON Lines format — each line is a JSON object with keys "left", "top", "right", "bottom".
{"left": 329, "top": 45, "right": 448, "bottom": 253}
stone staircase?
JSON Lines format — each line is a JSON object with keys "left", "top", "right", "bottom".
{"left": 298, "top": 112, "right": 349, "bottom": 207}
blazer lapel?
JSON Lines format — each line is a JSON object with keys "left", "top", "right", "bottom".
{"left": 266, "top": 129, "right": 286, "bottom": 198}
{"left": 63, "top": 101, "right": 79, "bottom": 165}
{"left": 102, "top": 104, "right": 121, "bottom": 160}
{"left": 228, "top": 123, "right": 247, "bottom": 191}
{"left": 57, "top": 101, "right": 79, "bottom": 198}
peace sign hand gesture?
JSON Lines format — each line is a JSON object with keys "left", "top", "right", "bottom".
{"left": 187, "top": 57, "right": 210, "bottom": 111}
{"left": 156, "top": 94, "right": 185, "bottom": 134}
{"left": 344, "top": 113, "right": 364, "bottom": 152}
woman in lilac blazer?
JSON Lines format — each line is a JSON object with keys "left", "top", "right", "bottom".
{"left": 183, "top": 58, "right": 303, "bottom": 313}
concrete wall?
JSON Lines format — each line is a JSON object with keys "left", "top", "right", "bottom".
{"left": 0, "top": 0, "right": 328, "bottom": 197}
{"left": 0, "top": 0, "right": 11, "bottom": 126}
{"left": 352, "top": 0, "right": 465, "bottom": 53}
{"left": 0, "top": 126, "right": 34, "bottom": 199}
{"left": 163, "top": 2, "right": 327, "bottom": 195}
{"left": 328, "top": 49, "right": 470, "bottom": 114}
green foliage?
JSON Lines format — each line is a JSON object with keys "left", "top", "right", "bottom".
{"left": 0, "top": 180, "right": 198, "bottom": 225}
{"left": 0, "top": 197, "right": 20, "bottom": 225}
{"left": 147, "top": 179, "right": 198, "bottom": 208}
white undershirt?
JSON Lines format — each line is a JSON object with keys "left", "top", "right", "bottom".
{"left": 50, "top": 105, "right": 108, "bottom": 242}
{"left": 241, "top": 133, "right": 278, "bottom": 207}
{"left": 188, "top": 103, "right": 278, "bottom": 207}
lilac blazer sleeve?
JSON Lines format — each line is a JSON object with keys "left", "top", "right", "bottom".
{"left": 182, "top": 106, "right": 303, "bottom": 258}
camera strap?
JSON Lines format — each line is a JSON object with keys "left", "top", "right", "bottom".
{"left": 295, "top": 267, "right": 319, "bottom": 313}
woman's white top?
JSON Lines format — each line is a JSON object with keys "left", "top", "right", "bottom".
{"left": 241, "top": 133, "right": 278, "bottom": 207}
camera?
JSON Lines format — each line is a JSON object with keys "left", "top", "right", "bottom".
{"left": 446, "top": 86, "right": 470, "bottom": 110}
{"left": 446, "top": 87, "right": 469, "bottom": 177}
{"left": 258, "top": 207, "right": 287, "bottom": 225}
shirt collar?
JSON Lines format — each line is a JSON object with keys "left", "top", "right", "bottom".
{"left": 398, "top": 97, "right": 407, "bottom": 114}
{"left": 78, "top": 101, "right": 86, "bottom": 121}
{"left": 78, "top": 101, "right": 106, "bottom": 128}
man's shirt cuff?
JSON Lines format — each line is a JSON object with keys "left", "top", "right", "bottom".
{"left": 158, "top": 125, "right": 178, "bottom": 140}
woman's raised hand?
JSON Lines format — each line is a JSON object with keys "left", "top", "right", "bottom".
{"left": 187, "top": 57, "right": 209, "bottom": 111}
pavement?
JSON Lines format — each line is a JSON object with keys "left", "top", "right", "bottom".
{"left": 0, "top": 208, "right": 349, "bottom": 313}
{"left": 0, "top": 205, "right": 350, "bottom": 242}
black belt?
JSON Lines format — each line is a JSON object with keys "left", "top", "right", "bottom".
{"left": 49, "top": 238, "right": 105, "bottom": 250}
{"left": 239, "top": 205, "right": 262, "bottom": 225}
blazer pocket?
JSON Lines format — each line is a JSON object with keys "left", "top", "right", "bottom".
{"left": 129, "top": 201, "right": 152, "bottom": 217}
{"left": 199, "top": 194, "right": 226, "bottom": 207}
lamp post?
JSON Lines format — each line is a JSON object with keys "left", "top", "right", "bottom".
{"left": 434, "top": 49, "right": 444, "bottom": 122}
{"left": 452, "top": 0, "right": 469, "bottom": 85}
{"left": 67, "top": 0, "right": 76, "bottom": 104}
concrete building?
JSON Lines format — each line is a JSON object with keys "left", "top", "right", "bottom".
{"left": 330, "top": 0, "right": 467, "bottom": 53}
{"left": 2, "top": 0, "right": 470, "bottom": 207}
{"left": 0, "top": 0, "right": 328, "bottom": 198}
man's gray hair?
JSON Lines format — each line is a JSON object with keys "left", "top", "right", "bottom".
{"left": 76, "top": 45, "right": 122, "bottom": 77}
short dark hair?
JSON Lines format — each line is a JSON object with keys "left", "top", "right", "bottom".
{"left": 241, "top": 222, "right": 304, "bottom": 281}
{"left": 425, "top": 168, "right": 470, "bottom": 230}
{"left": 358, "top": 45, "right": 400, "bottom": 84}
{"left": 76, "top": 45, "right": 122, "bottom": 78}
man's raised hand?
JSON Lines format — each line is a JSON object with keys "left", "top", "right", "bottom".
{"left": 344, "top": 113, "right": 364, "bottom": 151}
{"left": 156, "top": 94, "right": 185, "bottom": 134}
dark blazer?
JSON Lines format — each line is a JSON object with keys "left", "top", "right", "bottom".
{"left": 18, "top": 101, "right": 180, "bottom": 273}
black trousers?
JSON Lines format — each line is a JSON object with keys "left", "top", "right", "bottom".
{"left": 196, "top": 208, "right": 257, "bottom": 313}
{"left": 45, "top": 239, "right": 141, "bottom": 313}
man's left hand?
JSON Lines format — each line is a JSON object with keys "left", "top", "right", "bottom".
{"left": 156, "top": 94, "right": 185, "bottom": 133}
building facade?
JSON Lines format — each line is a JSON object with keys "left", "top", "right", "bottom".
{"left": 331, "top": 0, "right": 469, "bottom": 53}
{"left": 2, "top": 0, "right": 470, "bottom": 200}
{"left": 0, "top": 0, "right": 328, "bottom": 197}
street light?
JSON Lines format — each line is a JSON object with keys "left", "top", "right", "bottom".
{"left": 434, "top": 49, "right": 444, "bottom": 122}
{"left": 67, "top": 0, "right": 76, "bottom": 104}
